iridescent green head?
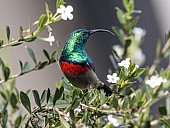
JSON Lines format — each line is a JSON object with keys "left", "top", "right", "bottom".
{"left": 60, "top": 29, "right": 114, "bottom": 63}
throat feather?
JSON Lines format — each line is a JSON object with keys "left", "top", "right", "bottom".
{"left": 60, "top": 60, "right": 88, "bottom": 76}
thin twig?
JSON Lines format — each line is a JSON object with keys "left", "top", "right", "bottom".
{"left": 0, "top": 60, "right": 56, "bottom": 85}
{"left": 80, "top": 103, "right": 125, "bottom": 117}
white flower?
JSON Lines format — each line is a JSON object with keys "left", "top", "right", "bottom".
{"left": 118, "top": 58, "right": 130, "bottom": 69}
{"left": 112, "top": 45, "right": 123, "bottom": 58}
{"left": 107, "top": 73, "right": 120, "bottom": 84}
{"left": 107, "top": 115, "right": 120, "bottom": 127}
{"left": 102, "top": 104, "right": 109, "bottom": 109}
{"left": 145, "top": 75, "right": 167, "bottom": 88}
{"left": 64, "top": 112, "right": 70, "bottom": 122}
{"left": 135, "top": 64, "right": 139, "bottom": 69}
{"left": 39, "top": 32, "right": 55, "bottom": 46}
{"left": 57, "top": 5, "right": 73, "bottom": 20}
{"left": 133, "top": 27, "right": 146, "bottom": 39}
{"left": 74, "top": 108, "right": 81, "bottom": 113}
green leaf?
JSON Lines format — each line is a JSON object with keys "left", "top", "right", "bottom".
{"left": 111, "top": 97, "right": 118, "bottom": 110}
{"left": 51, "top": 51, "right": 57, "bottom": 62}
{"left": 159, "top": 118, "right": 170, "bottom": 128}
{"left": 71, "top": 97, "right": 80, "bottom": 110}
{"left": 3, "top": 67, "right": 10, "bottom": 81}
{"left": 23, "top": 61, "right": 30, "bottom": 72}
{"left": 45, "top": 3, "right": 50, "bottom": 19}
{"left": 129, "top": 68, "right": 145, "bottom": 80}
{"left": 43, "top": 49, "right": 50, "bottom": 62}
{"left": 56, "top": 100, "right": 69, "bottom": 108}
{"left": 128, "top": 16, "right": 140, "bottom": 31}
{"left": 24, "top": 36, "right": 36, "bottom": 42}
{"left": 115, "top": 7, "right": 126, "bottom": 24}
{"left": 100, "top": 90, "right": 105, "bottom": 105}
{"left": 46, "top": 88, "right": 51, "bottom": 103}
{"left": 32, "top": 90, "right": 41, "bottom": 108}
{"left": 70, "top": 109, "right": 75, "bottom": 121}
{"left": 10, "top": 93, "right": 18, "bottom": 108}
{"left": 6, "top": 25, "right": 10, "bottom": 41}
{"left": 40, "top": 90, "right": 47, "bottom": 104}
{"left": 129, "top": 0, "right": 135, "bottom": 11}
{"left": 2, "top": 108, "right": 8, "bottom": 128}
{"left": 159, "top": 106, "right": 167, "bottom": 116}
{"left": 59, "top": 116, "right": 70, "bottom": 128}
{"left": 56, "top": 0, "right": 65, "bottom": 9}
{"left": 26, "top": 47, "right": 37, "bottom": 65}
{"left": 14, "top": 116, "right": 22, "bottom": 128}
{"left": 122, "top": 96, "right": 129, "bottom": 109}
{"left": 19, "top": 60, "right": 23, "bottom": 73}
{"left": 122, "top": 0, "right": 128, "bottom": 11}
{"left": 53, "top": 88, "right": 60, "bottom": 106}
{"left": 20, "top": 91, "right": 31, "bottom": 113}
{"left": 19, "top": 26, "right": 23, "bottom": 39}
{"left": 38, "top": 14, "right": 47, "bottom": 30}
{"left": 37, "top": 61, "right": 48, "bottom": 69}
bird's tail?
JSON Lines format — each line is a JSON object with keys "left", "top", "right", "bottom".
{"left": 98, "top": 84, "right": 112, "bottom": 96}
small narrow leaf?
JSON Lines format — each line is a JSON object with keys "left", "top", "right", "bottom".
{"left": 24, "top": 36, "right": 36, "bottom": 42}
{"left": 3, "top": 67, "right": 10, "bottom": 81}
{"left": 115, "top": 7, "right": 126, "bottom": 24}
{"left": 38, "top": 14, "right": 47, "bottom": 30}
{"left": 19, "top": 60, "right": 23, "bottom": 73}
{"left": 41, "top": 90, "right": 47, "bottom": 104}
{"left": 51, "top": 51, "right": 57, "bottom": 62}
{"left": 2, "top": 108, "right": 8, "bottom": 127}
{"left": 43, "top": 49, "right": 50, "bottom": 61}
{"left": 56, "top": 0, "right": 65, "bottom": 9}
{"left": 32, "top": 90, "right": 41, "bottom": 108}
{"left": 53, "top": 88, "right": 60, "bottom": 106}
{"left": 122, "top": 96, "right": 129, "bottom": 109}
{"left": 122, "top": 0, "right": 128, "bottom": 11}
{"left": 71, "top": 97, "right": 80, "bottom": 110}
{"left": 159, "top": 118, "right": 170, "bottom": 128}
{"left": 46, "top": 88, "right": 51, "bottom": 103}
{"left": 111, "top": 97, "right": 118, "bottom": 110}
{"left": 59, "top": 115, "right": 70, "bottom": 128}
{"left": 23, "top": 61, "right": 30, "bottom": 72}
{"left": 37, "top": 61, "right": 48, "bottom": 69}
{"left": 129, "top": 68, "right": 145, "bottom": 80}
{"left": 19, "top": 26, "right": 23, "bottom": 39}
{"left": 26, "top": 47, "right": 37, "bottom": 65}
{"left": 6, "top": 25, "right": 10, "bottom": 41}
{"left": 56, "top": 100, "right": 69, "bottom": 108}
{"left": 45, "top": 3, "right": 50, "bottom": 19}
{"left": 10, "top": 93, "right": 18, "bottom": 108}
{"left": 14, "top": 116, "right": 22, "bottom": 128}
{"left": 70, "top": 109, "right": 75, "bottom": 121}
{"left": 20, "top": 91, "right": 31, "bottom": 113}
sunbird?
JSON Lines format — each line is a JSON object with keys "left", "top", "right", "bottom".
{"left": 59, "top": 29, "right": 114, "bottom": 95}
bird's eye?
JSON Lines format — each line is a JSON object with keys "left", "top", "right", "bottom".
{"left": 81, "top": 32, "right": 87, "bottom": 36}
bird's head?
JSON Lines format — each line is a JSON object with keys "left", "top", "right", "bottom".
{"left": 64, "top": 29, "right": 114, "bottom": 51}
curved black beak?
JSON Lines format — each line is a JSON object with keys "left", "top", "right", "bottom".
{"left": 89, "top": 29, "right": 114, "bottom": 36}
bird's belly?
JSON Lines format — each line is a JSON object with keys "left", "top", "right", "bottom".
{"left": 60, "top": 61, "right": 102, "bottom": 89}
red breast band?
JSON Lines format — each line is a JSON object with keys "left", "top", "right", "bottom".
{"left": 60, "top": 61, "right": 88, "bottom": 76}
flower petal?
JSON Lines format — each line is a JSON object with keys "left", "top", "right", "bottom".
{"left": 68, "top": 13, "right": 73, "bottom": 20}
{"left": 66, "top": 5, "right": 73, "bottom": 12}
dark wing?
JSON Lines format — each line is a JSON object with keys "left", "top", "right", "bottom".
{"left": 86, "top": 62, "right": 95, "bottom": 72}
